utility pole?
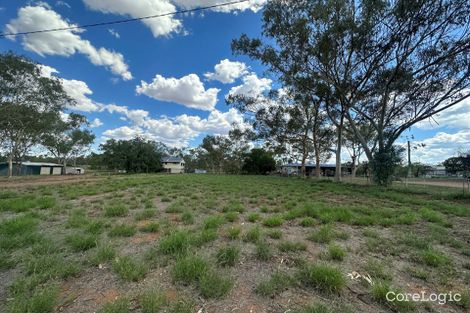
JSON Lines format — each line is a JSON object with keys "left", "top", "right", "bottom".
{"left": 407, "top": 140, "right": 412, "bottom": 178}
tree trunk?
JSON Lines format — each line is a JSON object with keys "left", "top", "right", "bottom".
{"left": 300, "top": 150, "right": 307, "bottom": 177}
{"left": 63, "top": 159, "right": 67, "bottom": 175}
{"left": 8, "top": 154, "right": 13, "bottom": 178}
{"left": 315, "top": 152, "right": 321, "bottom": 178}
{"left": 351, "top": 155, "right": 357, "bottom": 178}
{"left": 335, "top": 114, "right": 344, "bottom": 182}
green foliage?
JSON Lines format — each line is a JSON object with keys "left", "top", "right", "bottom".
{"left": 263, "top": 215, "right": 283, "bottom": 227}
{"left": 299, "top": 217, "right": 317, "bottom": 227}
{"left": 139, "top": 222, "right": 159, "bottom": 233}
{"left": 278, "top": 241, "right": 307, "bottom": 252}
{"left": 90, "top": 243, "right": 116, "bottom": 265}
{"left": 327, "top": 244, "right": 346, "bottom": 261}
{"left": 242, "top": 148, "right": 276, "bottom": 175}
{"left": 255, "top": 241, "right": 272, "bottom": 261}
{"left": 247, "top": 212, "right": 260, "bottom": 222}
{"left": 308, "top": 224, "right": 336, "bottom": 244}
{"left": 159, "top": 230, "right": 191, "bottom": 255}
{"left": 8, "top": 285, "right": 59, "bottom": 313}
{"left": 419, "top": 248, "right": 450, "bottom": 267}
{"left": 267, "top": 229, "right": 283, "bottom": 239}
{"left": 371, "top": 281, "right": 415, "bottom": 312}
{"left": 139, "top": 290, "right": 166, "bottom": 313}
{"left": 243, "top": 226, "right": 262, "bottom": 243}
{"left": 99, "top": 299, "right": 130, "bottom": 313}
{"left": 226, "top": 226, "right": 241, "bottom": 240}
{"left": 100, "top": 137, "right": 164, "bottom": 173}
{"left": 181, "top": 211, "right": 194, "bottom": 224}
{"left": 291, "top": 304, "right": 333, "bottom": 313}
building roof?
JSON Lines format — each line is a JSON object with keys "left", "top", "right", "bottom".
{"left": 162, "top": 156, "right": 184, "bottom": 163}
{"left": 282, "top": 163, "right": 337, "bottom": 168}
{"left": 0, "top": 161, "right": 63, "bottom": 167}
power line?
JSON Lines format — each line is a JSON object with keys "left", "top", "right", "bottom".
{"left": 0, "top": 0, "right": 250, "bottom": 39}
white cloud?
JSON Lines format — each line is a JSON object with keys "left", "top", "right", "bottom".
{"left": 204, "top": 59, "right": 248, "bottom": 84}
{"left": 415, "top": 97, "right": 470, "bottom": 130}
{"left": 413, "top": 130, "right": 470, "bottom": 164}
{"left": 108, "top": 28, "right": 120, "bottom": 39}
{"left": 172, "top": 0, "right": 267, "bottom": 13}
{"left": 90, "top": 118, "right": 103, "bottom": 128}
{"left": 83, "top": 0, "right": 181, "bottom": 37}
{"left": 103, "top": 126, "right": 143, "bottom": 141}
{"left": 136, "top": 74, "right": 220, "bottom": 111}
{"left": 227, "top": 73, "right": 272, "bottom": 98}
{"left": 5, "top": 5, "right": 132, "bottom": 80}
{"left": 56, "top": 1, "right": 71, "bottom": 8}
{"left": 61, "top": 79, "right": 103, "bottom": 112}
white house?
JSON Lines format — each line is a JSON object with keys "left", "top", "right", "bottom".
{"left": 162, "top": 156, "right": 185, "bottom": 174}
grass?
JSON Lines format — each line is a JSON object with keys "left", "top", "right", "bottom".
{"left": 112, "top": 256, "right": 147, "bottom": 281}
{"left": 216, "top": 245, "right": 240, "bottom": 267}
{"left": 326, "top": 244, "right": 346, "bottom": 261}
{"left": 0, "top": 174, "right": 468, "bottom": 313}
{"left": 109, "top": 224, "right": 136, "bottom": 237}
{"left": 66, "top": 233, "right": 97, "bottom": 252}
{"left": 418, "top": 248, "right": 450, "bottom": 267}
{"left": 104, "top": 204, "right": 128, "bottom": 217}
{"left": 199, "top": 270, "right": 233, "bottom": 298}
{"left": 298, "top": 263, "right": 346, "bottom": 293}
{"left": 371, "top": 281, "right": 415, "bottom": 312}
{"left": 263, "top": 215, "right": 283, "bottom": 227}
{"left": 278, "top": 241, "right": 307, "bottom": 252}
{"left": 256, "top": 272, "right": 293, "bottom": 296}
{"left": 171, "top": 255, "right": 208, "bottom": 284}
{"left": 139, "top": 290, "right": 166, "bottom": 313}
{"left": 99, "top": 298, "right": 130, "bottom": 313}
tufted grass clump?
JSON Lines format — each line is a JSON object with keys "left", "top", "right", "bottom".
{"left": 298, "top": 263, "right": 345, "bottom": 293}
{"left": 112, "top": 256, "right": 147, "bottom": 282}
{"left": 216, "top": 245, "right": 240, "bottom": 267}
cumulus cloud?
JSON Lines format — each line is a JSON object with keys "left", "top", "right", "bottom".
{"left": 5, "top": 5, "right": 132, "bottom": 80}
{"left": 413, "top": 130, "right": 470, "bottom": 164}
{"left": 415, "top": 96, "right": 470, "bottom": 130}
{"left": 90, "top": 118, "right": 103, "bottom": 128}
{"left": 227, "top": 73, "right": 272, "bottom": 98}
{"left": 136, "top": 74, "right": 220, "bottom": 111}
{"left": 172, "top": 0, "right": 267, "bottom": 13}
{"left": 83, "top": 0, "right": 182, "bottom": 37}
{"left": 204, "top": 59, "right": 248, "bottom": 84}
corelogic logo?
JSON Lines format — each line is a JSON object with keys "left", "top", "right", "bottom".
{"left": 386, "top": 291, "right": 462, "bottom": 305}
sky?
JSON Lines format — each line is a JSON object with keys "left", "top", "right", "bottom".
{"left": 0, "top": 0, "right": 469, "bottom": 165}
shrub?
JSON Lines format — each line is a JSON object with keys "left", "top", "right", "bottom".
{"left": 298, "top": 263, "right": 345, "bottom": 293}
{"left": 199, "top": 271, "right": 233, "bottom": 299}
{"left": 112, "top": 256, "right": 147, "bottom": 281}
{"left": 216, "top": 245, "right": 240, "bottom": 267}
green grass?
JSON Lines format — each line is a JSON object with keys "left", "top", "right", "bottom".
{"left": 364, "top": 258, "right": 392, "bottom": 281}
{"left": 299, "top": 217, "right": 317, "bottom": 227}
{"left": 419, "top": 248, "right": 450, "bottom": 267}
{"left": 89, "top": 243, "right": 116, "bottom": 265}
{"left": 8, "top": 285, "right": 59, "bottom": 313}
{"left": 225, "top": 211, "right": 239, "bottom": 222}
{"left": 267, "top": 229, "right": 283, "bottom": 239}
{"left": 203, "top": 215, "right": 225, "bottom": 229}
{"left": 255, "top": 241, "right": 272, "bottom": 261}
{"left": 298, "top": 263, "right": 346, "bottom": 293}
{"left": 308, "top": 224, "right": 336, "bottom": 244}
{"left": 181, "top": 211, "right": 194, "bottom": 224}
{"left": 112, "top": 256, "right": 147, "bottom": 281}
{"left": 243, "top": 226, "right": 262, "bottom": 243}
{"left": 99, "top": 298, "right": 130, "bottom": 313}
{"left": 159, "top": 231, "right": 192, "bottom": 255}
{"left": 134, "top": 209, "right": 155, "bottom": 221}
{"left": 278, "top": 241, "right": 307, "bottom": 252}
{"left": 139, "top": 290, "right": 166, "bottom": 313}
{"left": 247, "top": 212, "right": 260, "bottom": 222}
{"left": 109, "top": 224, "right": 136, "bottom": 237}
{"left": 104, "top": 204, "right": 128, "bottom": 217}
{"left": 263, "top": 215, "right": 283, "bottom": 227}
{"left": 291, "top": 304, "right": 333, "bottom": 313}
{"left": 371, "top": 281, "right": 415, "bottom": 312}
{"left": 226, "top": 226, "right": 241, "bottom": 240}
{"left": 256, "top": 272, "right": 293, "bottom": 296}
{"left": 66, "top": 233, "right": 97, "bottom": 252}
{"left": 216, "top": 245, "right": 240, "bottom": 267}
{"left": 326, "top": 244, "right": 346, "bottom": 261}
{"left": 139, "top": 222, "right": 159, "bottom": 233}
{"left": 199, "top": 270, "right": 233, "bottom": 298}
{"left": 172, "top": 255, "right": 208, "bottom": 284}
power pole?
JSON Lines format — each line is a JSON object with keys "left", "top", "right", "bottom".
{"left": 407, "top": 140, "right": 412, "bottom": 178}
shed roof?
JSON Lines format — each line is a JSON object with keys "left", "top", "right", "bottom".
{"left": 282, "top": 163, "right": 337, "bottom": 168}
{"left": 0, "top": 161, "right": 63, "bottom": 167}
{"left": 162, "top": 156, "right": 184, "bottom": 163}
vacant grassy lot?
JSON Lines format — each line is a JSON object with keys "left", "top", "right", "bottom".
{"left": 0, "top": 175, "right": 469, "bottom": 313}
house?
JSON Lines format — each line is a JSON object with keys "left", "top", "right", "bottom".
{"left": 424, "top": 166, "right": 448, "bottom": 177}
{"left": 161, "top": 156, "right": 185, "bottom": 174}
{"left": 280, "top": 163, "right": 351, "bottom": 177}
{"left": 65, "top": 167, "right": 85, "bottom": 175}
{"left": 0, "top": 161, "right": 63, "bottom": 176}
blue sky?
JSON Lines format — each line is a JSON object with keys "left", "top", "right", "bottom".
{"left": 1, "top": 1, "right": 469, "bottom": 164}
